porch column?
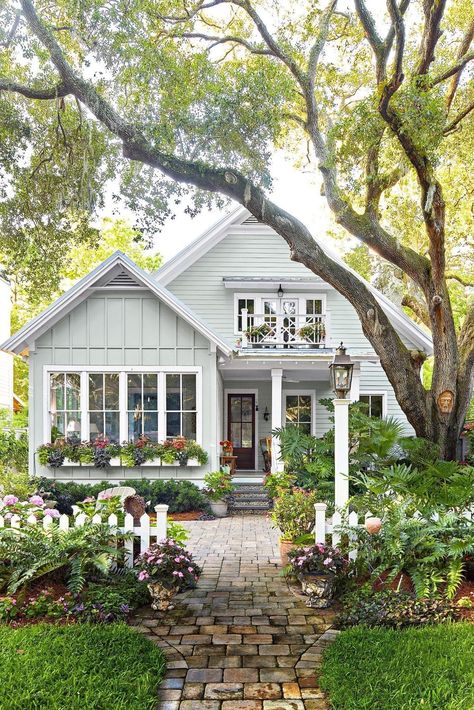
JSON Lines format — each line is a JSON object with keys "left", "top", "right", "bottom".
{"left": 349, "top": 363, "right": 360, "bottom": 402}
{"left": 271, "top": 368, "right": 283, "bottom": 473}
{"left": 332, "top": 398, "right": 350, "bottom": 544}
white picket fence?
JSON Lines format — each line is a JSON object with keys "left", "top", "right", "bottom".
{"left": 0, "top": 504, "right": 169, "bottom": 569}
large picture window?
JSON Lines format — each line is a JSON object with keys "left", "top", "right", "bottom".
{"left": 46, "top": 369, "right": 200, "bottom": 444}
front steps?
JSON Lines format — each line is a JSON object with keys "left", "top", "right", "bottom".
{"left": 229, "top": 482, "right": 272, "bottom": 515}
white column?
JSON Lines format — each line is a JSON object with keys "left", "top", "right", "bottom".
{"left": 332, "top": 398, "right": 350, "bottom": 544}
{"left": 349, "top": 363, "right": 360, "bottom": 402}
{"left": 271, "top": 369, "right": 283, "bottom": 472}
{"left": 241, "top": 308, "right": 248, "bottom": 347}
{"left": 314, "top": 502, "right": 327, "bottom": 544}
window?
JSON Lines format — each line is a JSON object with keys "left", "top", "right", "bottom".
{"left": 236, "top": 298, "right": 255, "bottom": 332}
{"left": 305, "top": 299, "right": 323, "bottom": 315}
{"left": 166, "top": 374, "right": 197, "bottom": 440}
{"left": 285, "top": 394, "right": 313, "bottom": 435}
{"left": 127, "top": 373, "right": 159, "bottom": 442}
{"left": 89, "top": 373, "right": 120, "bottom": 442}
{"left": 49, "top": 372, "right": 81, "bottom": 443}
{"left": 46, "top": 369, "right": 200, "bottom": 444}
{"left": 360, "top": 394, "right": 384, "bottom": 419}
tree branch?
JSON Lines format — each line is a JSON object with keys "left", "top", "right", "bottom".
{"left": 0, "top": 10, "right": 21, "bottom": 48}
{"left": 0, "top": 78, "right": 69, "bottom": 100}
{"left": 175, "top": 31, "right": 273, "bottom": 55}
{"left": 401, "top": 294, "right": 430, "bottom": 327}
{"left": 446, "top": 272, "right": 474, "bottom": 288}
{"left": 446, "top": 18, "right": 474, "bottom": 110}
{"left": 443, "top": 100, "right": 474, "bottom": 135}
{"left": 416, "top": 0, "right": 447, "bottom": 76}
{"left": 430, "top": 51, "right": 474, "bottom": 87}
{"left": 307, "top": 0, "right": 338, "bottom": 86}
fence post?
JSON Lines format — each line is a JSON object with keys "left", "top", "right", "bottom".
{"left": 155, "top": 504, "right": 169, "bottom": 542}
{"left": 314, "top": 503, "right": 327, "bottom": 544}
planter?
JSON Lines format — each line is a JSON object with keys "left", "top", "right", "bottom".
{"left": 210, "top": 500, "right": 228, "bottom": 517}
{"left": 279, "top": 539, "right": 299, "bottom": 567}
{"left": 298, "top": 573, "right": 335, "bottom": 608}
{"left": 147, "top": 581, "right": 177, "bottom": 611}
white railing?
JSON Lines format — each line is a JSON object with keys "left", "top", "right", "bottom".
{"left": 0, "top": 504, "right": 169, "bottom": 569}
{"left": 241, "top": 309, "right": 326, "bottom": 349}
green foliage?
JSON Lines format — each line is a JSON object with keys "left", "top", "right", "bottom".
{"left": 203, "top": 470, "right": 235, "bottom": 502}
{"left": 166, "top": 521, "right": 189, "bottom": 545}
{"left": 0, "top": 523, "right": 130, "bottom": 595}
{"left": 337, "top": 587, "right": 456, "bottom": 629}
{"left": 0, "top": 419, "right": 30, "bottom": 499}
{"left": 135, "top": 539, "right": 201, "bottom": 591}
{"left": 270, "top": 487, "right": 318, "bottom": 542}
{"left": 321, "top": 624, "right": 474, "bottom": 710}
{"left": 0, "top": 624, "right": 166, "bottom": 710}
{"left": 263, "top": 470, "right": 297, "bottom": 499}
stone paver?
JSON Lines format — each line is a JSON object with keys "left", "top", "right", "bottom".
{"left": 131, "top": 516, "right": 337, "bottom": 709}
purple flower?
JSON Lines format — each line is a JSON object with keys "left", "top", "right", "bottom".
{"left": 188, "top": 567, "right": 194, "bottom": 573}
{"left": 323, "top": 558, "right": 333, "bottom": 566}
{"left": 3, "top": 495, "right": 18, "bottom": 506}
{"left": 82, "top": 497, "right": 95, "bottom": 503}
{"left": 29, "top": 495, "right": 44, "bottom": 506}
{"left": 172, "top": 570, "right": 179, "bottom": 576}
{"left": 44, "top": 508, "right": 60, "bottom": 518}
{"left": 138, "top": 571, "right": 149, "bottom": 581}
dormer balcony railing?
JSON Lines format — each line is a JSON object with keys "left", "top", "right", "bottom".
{"left": 240, "top": 309, "right": 327, "bottom": 349}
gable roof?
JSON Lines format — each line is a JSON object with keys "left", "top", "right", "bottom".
{"left": 0, "top": 252, "right": 233, "bottom": 357}
{"left": 155, "top": 206, "right": 433, "bottom": 355}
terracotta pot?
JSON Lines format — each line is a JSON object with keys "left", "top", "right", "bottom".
{"left": 279, "top": 539, "right": 299, "bottom": 567}
{"left": 210, "top": 500, "right": 228, "bottom": 517}
{"left": 299, "top": 573, "right": 335, "bottom": 608}
{"left": 147, "top": 582, "right": 177, "bottom": 611}
{"left": 365, "top": 517, "right": 382, "bottom": 535}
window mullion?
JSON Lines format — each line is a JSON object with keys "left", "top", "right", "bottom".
{"left": 158, "top": 372, "right": 166, "bottom": 442}
{"left": 119, "top": 372, "right": 127, "bottom": 443}
{"left": 81, "top": 371, "right": 89, "bottom": 442}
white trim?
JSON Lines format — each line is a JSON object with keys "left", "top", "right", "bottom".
{"left": 224, "top": 280, "right": 330, "bottom": 291}
{"left": 1, "top": 251, "right": 232, "bottom": 357}
{"left": 283, "top": 389, "right": 317, "bottom": 436}
{"left": 233, "top": 292, "right": 327, "bottom": 336}
{"left": 42, "top": 365, "right": 203, "bottom": 445}
{"left": 359, "top": 390, "right": 388, "bottom": 418}
{"left": 224, "top": 388, "right": 259, "bottom": 470}
{"left": 154, "top": 206, "right": 432, "bottom": 354}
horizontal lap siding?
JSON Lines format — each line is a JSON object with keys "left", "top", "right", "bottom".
{"left": 359, "top": 362, "right": 413, "bottom": 434}
{"left": 32, "top": 290, "right": 215, "bottom": 482}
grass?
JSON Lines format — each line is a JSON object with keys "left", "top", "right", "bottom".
{"left": 320, "top": 623, "right": 474, "bottom": 710}
{"left": 0, "top": 623, "right": 166, "bottom": 710}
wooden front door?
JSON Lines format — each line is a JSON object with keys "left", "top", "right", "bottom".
{"left": 227, "top": 394, "right": 255, "bottom": 470}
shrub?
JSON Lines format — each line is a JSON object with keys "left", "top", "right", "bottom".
{"left": 35, "top": 479, "right": 113, "bottom": 515}
{"left": 337, "top": 587, "right": 456, "bottom": 629}
{"left": 270, "top": 487, "right": 318, "bottom": 542}
{"left": 203, "top": 470, "right": 234, "bottom": 501}
{"left": 122, "top": 479, "right": 209, "bottom": 513}
{"left": 135, "top": 539, "right": 201, "bottom": 591}
{"left": 0, "top": 624, "right": 166, "bottom": 710}
{"left": 288, "top": 543, "right": 347, "bottom": 577}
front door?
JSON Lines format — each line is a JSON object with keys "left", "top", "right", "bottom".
{"left": 227, "top": 394, "right": 255, "bottom": 470}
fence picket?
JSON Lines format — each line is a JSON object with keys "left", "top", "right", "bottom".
{"left": 347, "top": 511, "right": 359, "bottom": 561}
{"left": 123, "top": 513, "right": 134, "bottom": 568}
{"left": 92, "top": 513, "right": 102, "bottom": 525}
{"left": 11, "top": 515, "right": 21, "bottom": 529}
{"left": 139, "top": 513, "right": 150, "bottom": 554}
{"left": 26, "top": 514, "right": 37, "bottom": 526}
{"left": 42, "top": 515, "right": 53, "bottom": 529}
{"left": 59, "top": 514, "right": 70, "bottom": 531}
{"left": 0, "top": 516, "right": 4, "bottom": 528}
{"left": 75, "top": 513, "right": 86, "bottom": 527}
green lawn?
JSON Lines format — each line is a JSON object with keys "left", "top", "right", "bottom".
{"left": 321, "top": 623, "right": 474, "bottom": 710}
{"left": 0, "top": 623, "right": 166, "bottom": 710}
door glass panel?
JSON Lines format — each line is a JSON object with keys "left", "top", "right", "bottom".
{"left": 263, "top": 300, "right": 277, "bottom": 314}
{"left": 230, "top": 397, "right": 241, "bottom": 421}
{"left": 230, "top": 423, "right": 242, "bottom": 447}
{"left": 105, "top": 374, "right": 120, "bottom": 410}
{"left": 283, "top": 300, "right": 297, "bottom": 315}
{"left": 241, "top": 397, "right": 253, "bottom": 422}
{"left": 241, "top": 423, "right": 253, "bottom": 448}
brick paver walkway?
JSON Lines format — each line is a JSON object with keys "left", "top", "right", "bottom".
{"left": 132, "top": 516, "right": 338, "bottom": 709}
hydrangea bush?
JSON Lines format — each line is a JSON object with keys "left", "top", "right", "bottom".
{"left": 135, "top": 539, "right": 201, "bottom": 591}
{"left": 0, "top": 494, "right": 60, "bottom": 524}
{"left": 288, "top": 543, "right": 348, "bottom": 577}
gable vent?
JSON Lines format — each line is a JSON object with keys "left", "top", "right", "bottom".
{"left": 105, "top": 271, "right": 141, "bottom": 288}
{"left": 241, "top": 215, "right": 259, "bottom": 224}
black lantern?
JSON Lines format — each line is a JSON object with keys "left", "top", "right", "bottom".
{"left": 263, "top": 406, "right": 270, "bottom": 421}
{"left": 277, "top": 284, "right": 284, "bottom": 298}
{"left": 329, "top": 342, "right": 353, "bottom": 398}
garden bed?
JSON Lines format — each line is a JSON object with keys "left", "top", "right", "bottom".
{"left": 320, "top": 623, "right": 474, "bottom": 709}
{"left": 0, "top": 623, "right": 165, "bottom": 709}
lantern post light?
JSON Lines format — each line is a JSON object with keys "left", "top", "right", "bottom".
{"left": 329, "top": 343, "right": 353, "bottom": 543}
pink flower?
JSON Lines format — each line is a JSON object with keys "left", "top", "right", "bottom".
{"left": 29, "top": 495, "right": 44, "bottom": 506}
{"left": 178, "top": 572, "right": 184, "bottom": 578}
{"left": 138, "top": 571, "right": 150, "bottom": 581}
{"left": 82, "top": 497, "right": 95, "bottom": 503}
{"left": 3, "top": 495, "right": 18, "bottom": 506}
{"left": 323, "top": 558, "right": 333, "bottom": 566}
{"left": 44, "top": 508, "right": 60, "bottom": 518}
{"left": 188, "top": 567, "right": 194, "bottom": 573}
{"left": 172, "top": 571, "right": 179, "bottom": 576}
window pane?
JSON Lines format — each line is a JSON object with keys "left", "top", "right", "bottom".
{"left": 66, "top": 374, "right": 81, "bottom": 410}
{"left": 230, "top": 423, "right": 241, "bottom": 448}
{"left": 128, "top": 411, "right": 142, "bottom": 441}
{"left": 89, "top": 411, "right": 104, "bottom": 441}
{"left": 66, "top": 412, "right": 81, "bottom": 443}
{"left": 182, "top": 375, "right": 196, "bottom": 411}
{"left": 105, "top": 411, "right": 120, "bottom": 442}
{"left": 105, "top": 374, "right": 120, "bottom": 410}
{"left": 264, "top": 300, "right": 277, "bottom": 315}
{"left": 51, "top": 413, "right": 65, "bottom": 441}
{"left": 370, "top": 396, "right": 383, "bottom": 419}
{"left": 143, "top": 374, "right": 158, "bottom": 411}
{"left": 166, "top": 374, "right": 181, "bottom": 411}
{"left": 166, "top": 412, "right": 180, "bottom": 438}
{"left": 143, "top": 412, "right": 158, "bottom": 442}
{"left": 50, "top": 373, "right": 64, "bottom": 412}
{"left": 241, "top": 423, "right": 253, "bottom": 448}
{"left": 128, "top": 374, "right": 142, "bottom": 410}
{"left": 89, "top": 374, "right": 103, "bottom": 410}
{"left": 300, "top": 423, "right": 311, "bottom": 435}
{"left": 299, "top": 396, "right": 311, "bottom": 422}
{"left": 306, "top": 299, "right": 322, "bottom": 315}
{"left": 182, "top": 412, "right": 197, "bottom": 441}
{"left": 241, "top": 397, "right": 253, "bottom": 422}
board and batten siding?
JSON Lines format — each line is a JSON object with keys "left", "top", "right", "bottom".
{"left": 167, "top": 229, "right": 422, "bottom": 352}
{"left": 0, "top": 278, "right": 13, "bottom": 410}
{"left": 30, "top": 290, "right": 217, "bottom": 482}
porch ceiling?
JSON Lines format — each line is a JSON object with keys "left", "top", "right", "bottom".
{"left": 219, "top": 367, "right": 332, "bottom": 382}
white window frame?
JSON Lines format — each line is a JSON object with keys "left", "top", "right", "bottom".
{"left": 233, "top": 292, "right": 327, "bottom": 335}
{"left": 43, "top": 365, "right": 203, "bottom": 445}
{"left": 358, "top": 391, "right": 387, "bottom": 419}
{"left": 283, "top": 389, "right": 316, "bottom": 436}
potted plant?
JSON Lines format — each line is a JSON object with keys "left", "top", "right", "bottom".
{"left": 270, "top": 487, "right": 319, "bottom": 566}
{"left": 203, "top": 470, "right": 235, "bottom": 517}
{"left": 298, "top": 322, "right": 326, "bottom": 346}
{"left": 135, "top": 539, "right": 201, "bottom": 610}
{"left": 220, "top": 439, "right": 233, "bottom": 455}
{"left": 244, "top": 322, "right": 273, "bottom": 344}
{"left": 288, "top": 543, "right": 347, "bottom": 607}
